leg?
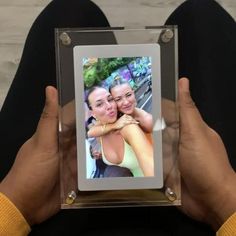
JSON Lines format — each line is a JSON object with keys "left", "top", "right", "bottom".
{"left": 166, "top": 0, "right": 236, "bottom": 169}
{"left": 0, "top": 1, "right": 112, "bottom": 234}
{"left": 165, "top": 0, "right": 236, "bottom": 235}
{"left": 0, "top": 0, "right": 111, "bottom": 180}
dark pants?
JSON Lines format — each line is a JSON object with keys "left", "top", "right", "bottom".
{"left": 0, "top": 0, "right": 235, "bottom": 235}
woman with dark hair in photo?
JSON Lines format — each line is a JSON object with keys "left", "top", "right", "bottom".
{"left": 85, "top": 86, "right": 154, "bottom": 177}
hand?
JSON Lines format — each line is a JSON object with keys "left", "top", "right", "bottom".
{"left": 178, "top": 78, "right": 236, "bottom": 230}
{"left": 161, "top": 98, "right": 179, "bottom": 183}
{"left": 114, "top": 114, "right": 139, "bottom": 130}
{"left": 0, "top": 86, "right": 60, "bottom": 226}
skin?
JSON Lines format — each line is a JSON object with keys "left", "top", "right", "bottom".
{"left": 178, "top": 78, "right": 236, "bottom": 230}
{"left": 0, "top": 86, "right": 59, "bottom": 226}
{"left": 161, "top": 98, "right": 179, "bottom": 183}
{"left": 87, "top": 83, "right": 153, "bottom": 138}
{"left": 111, "top": 83, "right": 137, "bottom": 115}
{"left": 88, "top": 87, "right": 154, "bottom": 176}
{"left": 0, "top": 78, "right": 235, "bottom": 231}
{"left": 88, "top": 87, "right": 118, "bottom": 125}
{"left": 87, "top": 113, "right": 139, "bottom": 138}
{"left": 110, "top": 83, "right": 153, "bottom": 133}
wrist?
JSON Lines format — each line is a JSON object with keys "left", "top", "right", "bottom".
{"left": 207, "top": 171, "right": 236, "bottom": 230}
{"left": 0, "top": 191, "right": 31, "bottom": 234}
{"left": 111, "top": 123, "right": 119, "bottom": 131}
{"left": 0, "top": 176, "right": 34, "bottom": 226}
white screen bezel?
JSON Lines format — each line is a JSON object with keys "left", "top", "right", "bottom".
{"left": 73, "top": 44, "right": 163, "bottom": 191}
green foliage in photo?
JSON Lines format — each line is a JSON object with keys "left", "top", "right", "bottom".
{"left": 83, "top": 57, "right": 137, "bottom": 88}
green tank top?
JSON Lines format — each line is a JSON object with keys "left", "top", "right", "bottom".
{"left": 100, "top": 137, "right": 144, "bottom": 177}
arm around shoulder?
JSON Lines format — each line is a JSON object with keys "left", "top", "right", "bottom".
{"left": 87, "top": 123, "right": 114, "bottom": 138}
{"left": 120, "top": 124, "right": 154, "bottom": 176}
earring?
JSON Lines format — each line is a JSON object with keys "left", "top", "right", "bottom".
{"left": 94, "top": 116, "right": 100, "bottom": 122}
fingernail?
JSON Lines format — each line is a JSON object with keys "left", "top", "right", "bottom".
{"left": 179, "top": 78, "right": 189, "bottom": 92}
{"left": 46, "top": 86, "right": 57, "bottom": 101}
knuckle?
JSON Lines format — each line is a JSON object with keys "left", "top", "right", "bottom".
{"left": 40, "top": 110, "right": 58, "bottom": 121}
{"left": 41, "top": 110, "right": 50, "bottom": 119}
{"left": 182, "top": 92, "right": 196, "bottom": 109}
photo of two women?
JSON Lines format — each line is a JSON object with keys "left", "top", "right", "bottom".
{"left": 83, "top": 56, "right": 155, "bottom": 179}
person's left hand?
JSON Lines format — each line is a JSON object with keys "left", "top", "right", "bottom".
{"left": 0, "top": 86, "right": 60, "bottom": 226}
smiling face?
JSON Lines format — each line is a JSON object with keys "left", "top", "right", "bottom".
{"left": 110, "top": 83, "right": 136, "bottom": 115}
{"left": 88, "top": 87, "right": 118, "bottom": 124}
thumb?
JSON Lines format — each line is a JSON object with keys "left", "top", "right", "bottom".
{"left": 178, "top": 78, "right": 206, "bottom": 135}
{"left": 35, "top": 86, "right": 58, "bottom": 148}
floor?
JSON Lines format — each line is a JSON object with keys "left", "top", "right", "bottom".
{"left": 0, "top": 0, "right": 235, "bottom": 109}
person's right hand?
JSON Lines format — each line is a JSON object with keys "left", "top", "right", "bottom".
{"left": 178, "top": 78, "right": 236, "bottom": 230}
{"left": 114, "top": 114, "right": 139, "bottom": 130}
{"left": 0, "top": 86, "right": 60, "bottom": 226}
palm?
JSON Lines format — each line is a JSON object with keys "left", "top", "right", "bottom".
{"left": 180, "top": 180, "right": 208, "bottom": 222}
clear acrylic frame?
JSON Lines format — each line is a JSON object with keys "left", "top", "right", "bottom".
{"left": 55, "top": 26, "right": 180, "bottom": 209}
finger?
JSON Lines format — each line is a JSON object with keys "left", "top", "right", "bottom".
{"left": 35, "top": 86, "right": 58, "bottom": 148}
{"left": 178, "top": 78, "right": 206, "bottom": 134}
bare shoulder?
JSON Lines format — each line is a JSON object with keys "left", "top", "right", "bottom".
{"left": 135, "top": 108, "right": 151, "bottom": 118}
{"left": 121, "top": 123, "right": 140, "bottom": 131}
{"left": 120, "top": 124, "right": 143, "bottom": 137}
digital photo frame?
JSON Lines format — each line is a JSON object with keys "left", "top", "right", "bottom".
{"left": 56, "top": 26, "right": 180, "bottom": 208}
{"left": 73, "top": 44, "right": 163, "bottom": 191}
